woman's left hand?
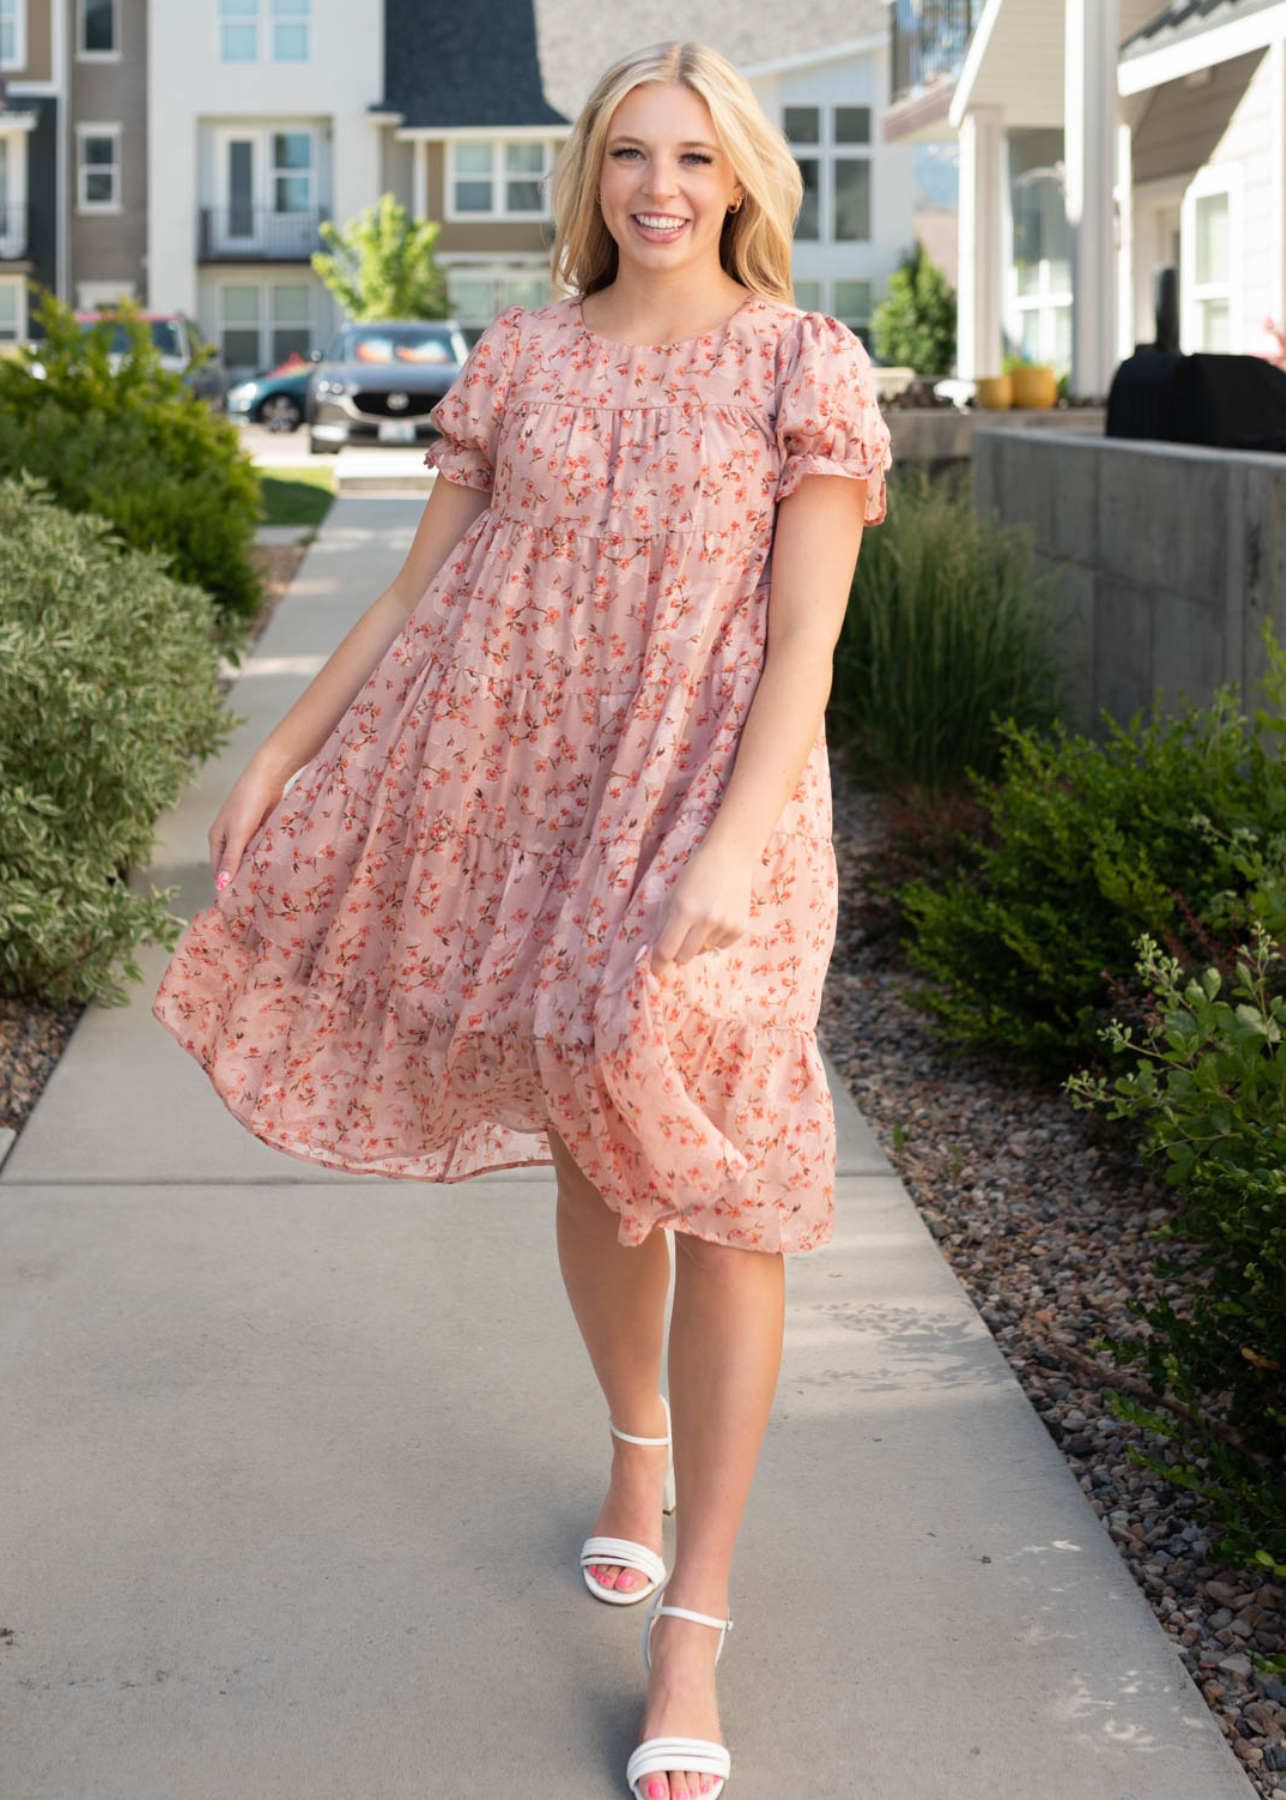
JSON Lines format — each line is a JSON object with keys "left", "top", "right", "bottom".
{"left": 649, "top": 836, "right": 757, "bottom": 975}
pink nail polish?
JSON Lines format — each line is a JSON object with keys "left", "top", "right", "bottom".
{"left": 216, "top": 872, "right": 230, "bottom": 889}
{"left": 647, "top": 1782, "right": 666, "bottom": 1799}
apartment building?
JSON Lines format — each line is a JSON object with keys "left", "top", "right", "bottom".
{"left": 5, "top": 0, "right": 918, "bottom": 370}
{"left": 0, "top": 0, "right": 146, "bottom": 338}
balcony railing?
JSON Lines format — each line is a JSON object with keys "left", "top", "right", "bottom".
{"left": 0, "top": 201, "right": 29, "bottom": 260}
{"left": 197, "top": 205, "right": 326, "bottom": 262}
{"left": 890, "top": 0, "right": 981, "bottom": 105}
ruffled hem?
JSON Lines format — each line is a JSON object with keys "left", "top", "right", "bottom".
{"left": 151, "top": 902, "right": 836, "bottom": 1256}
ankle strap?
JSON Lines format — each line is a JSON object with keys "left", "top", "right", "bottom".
{"left": 609, "top": 1393, "right": 671, "bottom": 1447}
{"left": 653, "top": 1603, "right": 733, "bottom": 1632}
{"left": 610, "top": 1423, "right": 669, "bottom": 1445}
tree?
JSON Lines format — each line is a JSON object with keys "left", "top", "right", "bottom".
{"left": 871, "top": 238, "right": 957, "bottom": 376}
{"left": 311, "top": 193, "right": 450, "bottom": 321}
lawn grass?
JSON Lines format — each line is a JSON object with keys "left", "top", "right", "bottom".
{"left": 257, "top": 466, "right": 336, "bottom": 529}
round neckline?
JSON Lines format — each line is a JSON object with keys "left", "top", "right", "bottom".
{"left": 573, "top": 290, "right": 758, "bottom": 351}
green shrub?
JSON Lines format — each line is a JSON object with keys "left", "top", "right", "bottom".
{"left": 0, "top": 473, "right": 242, "bottom": 1006}
{"left": 829, "top": 464, "right": 1067, "bottom": 793}
{"left": 896, "top": 626, "right": 1286, "bottom": 1071}
{"left": 1065, "top": 924, "right": 1286, "bottom": 1598}
{"left": 870, "top": 237, "right": 956, "bottom": 376}
{"left": 0, "top": 288, "right": 263, "bottom": 652}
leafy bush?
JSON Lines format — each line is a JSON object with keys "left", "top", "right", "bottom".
{"left": 0, "top": 474, "right": 241, "bottom": 1005}
{"left": 0, "top": 288, "right": 263, "bottom": 652}
{"left": 870, "top": 238, "right": 956, "bottom": 376}
{"left": 1065, "top": 925, "right": 1286, "bottom": 1593}
{"left": 829, "top": 464, "right": 1067, "bottom": 793}
{"left": 312, "top": 192, "right": 450, "bottom": 320}
{"left": 896, "top": 626, "right": 1286, "bottom": 1071}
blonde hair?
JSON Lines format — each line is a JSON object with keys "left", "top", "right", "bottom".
{"left": 546, "top": 41, "right": 804, "bottom": 306}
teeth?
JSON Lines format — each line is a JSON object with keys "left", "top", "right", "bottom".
{"left": 635, "top": 215, "right": 686, "bottom": 229}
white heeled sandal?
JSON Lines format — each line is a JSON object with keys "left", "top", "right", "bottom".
{"left": 625, "top": 1578, "right": 734, "bottom": 1800}
{"left": 580, "top": 1392, "right": 677, "bottom": 1606}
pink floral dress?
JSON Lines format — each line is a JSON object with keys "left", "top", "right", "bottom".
{"left": 151, "top": 291, "right": 892, "bottom": 1254}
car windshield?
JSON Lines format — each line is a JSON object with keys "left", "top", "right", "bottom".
{"left": 80, "top": 319, "right": 186, "bottom": 358}
{"left": 331, "top": 326, "right": 458, "bottom": 366}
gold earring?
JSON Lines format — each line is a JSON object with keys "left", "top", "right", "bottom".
{"left": 728, "top": 197, "right": 742, "bottom": 213}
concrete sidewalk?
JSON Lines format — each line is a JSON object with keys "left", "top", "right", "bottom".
{"left": 0, "top": 497, "right": 1251, "bottom": 1799}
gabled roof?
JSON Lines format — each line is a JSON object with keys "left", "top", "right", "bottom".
{"left": 378, "top": 0, "right": 890, "bottom": 131}
{"left": 1120, "top": 0, "right": 1283, "bottom": 59}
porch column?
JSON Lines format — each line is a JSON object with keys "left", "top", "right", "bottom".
{"left": 1065, "top": 0, "right": 1119, "bottom": 397}
{"left": 1115, "top": 118, "right": 1134, "bottom": 362}
{"left": 957, "top": 104, "right": 1004, "bottom": 382}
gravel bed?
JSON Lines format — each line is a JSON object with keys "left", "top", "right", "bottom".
{"left": 0, "top": 540, "right": 309, "bottom": 1148}
{"left": 818, "top": 747, "right": 1286, "bottom": 1796}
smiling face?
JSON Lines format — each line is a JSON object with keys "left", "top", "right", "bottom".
{"left": 596, "top": 81, "right": 744, "bottom": 277}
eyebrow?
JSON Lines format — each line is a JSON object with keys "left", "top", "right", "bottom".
{"left": 606, "top": 136, "right": 719, "bottom": 150}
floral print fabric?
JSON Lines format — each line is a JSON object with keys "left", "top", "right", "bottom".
{"left": 151, "top": 292, "right": 892, "bottom": 1254}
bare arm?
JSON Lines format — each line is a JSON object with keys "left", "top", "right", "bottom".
{"left": 209, "top": 471, "right": 491, "bottom": 884}
{"left": 651, "top": 472, "right": 868, "bottom": 968}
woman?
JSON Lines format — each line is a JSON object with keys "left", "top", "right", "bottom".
{"left": 152, "top": 38, "right": 891, "bottom": 1800}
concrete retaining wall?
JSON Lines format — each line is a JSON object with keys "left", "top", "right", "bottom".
{"left": 971, "top": 427, "right": 1286, "bottom": 731}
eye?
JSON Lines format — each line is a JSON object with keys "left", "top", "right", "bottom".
{"left": 610, "top": 148, "right": 714, "bottom": 166}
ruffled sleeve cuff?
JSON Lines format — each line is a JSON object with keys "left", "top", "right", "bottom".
{"left": 424, "top": 302, "right": 526, "bottom": 493}
{"left": 774, "top": 312, "right": 893, "bottom": 525}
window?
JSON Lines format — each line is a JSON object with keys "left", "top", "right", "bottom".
{"left": 1192, "top": 188, "right": 1231, "bottom": 351}
{"left": 1, "top": 0, "right": 23, "bottom": 68}
{"left": 272, "top": 0, "right": 308, "bottom": 61}
{"left": 443, "top": 271, "right": 548, "bottom": 341}
{"left": 271, "top": 131, "right": 312, "bottom": 212}
{"left": 77, "top": 124, "right": 121, "bottom": 211}
{"left": 217, "top": 279, "right": 313, "bottom": 373}
{"left": 0, "top": 277, "right": 22, "bottom": 340}
{"left": 220, "top": 0, "right": 257, "bottom": 62}
{"left": 834, "top": 279, "right": 872, "bottom": 346}
{"left": 447, "top": 141, "right": 552, "bottom": 219}
{"left": 784, "top": 103, "right": 872, "bottom": 244}
{"left": 79, "top": 0, "right": 117, "bottom": 56}
{"left": 1007, "top": 128, "right": 1072, "bottom": 374}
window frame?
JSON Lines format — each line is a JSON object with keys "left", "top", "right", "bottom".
{"left": 77, "top": 0, "right": 119, "bottom": 62}
{"left": 215, "top": 275, "right": 315, "bottom": 375}
{"left": 784, "top": 101, "right": 874, "bottom": 246}
{"left": 271, "top": 0, "right": 309, "bottom": 62}
{"left": 0, "top": 273, "right": 26, "bottom": 340}
{"left": 1180, "top": 162, "right": 1242, "bottom": 354}
{"left": 75, "top": 121, "right": 122, "bottom": 214}
{"left": 0, "top": 0, "right": 25, "bottom": 70}
{"left": 218, "top": 0, "right": 259, "bottom": 64}
{"left": 444, "top": 138, "right": 555, "bottom": 222}
{"left": 1003, "top": 134, "right": 1074, "bottom": 375}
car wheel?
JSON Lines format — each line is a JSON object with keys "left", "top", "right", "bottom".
{"left": 259, "top": 393, "right": 303, "bottom": 432}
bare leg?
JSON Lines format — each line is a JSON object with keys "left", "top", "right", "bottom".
{"left": 634, "top": 1230, "right": 785, "bottom": 1799}
{"left": 548, "top": 1122, "right": 785, "bottom": 1800}
{"left": 549, "top": 1124, "right": 673, "bottom": 1597}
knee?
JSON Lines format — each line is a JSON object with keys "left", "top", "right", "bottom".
{"left": 673, "top": 1228, "right": 778, "bottom": 1281}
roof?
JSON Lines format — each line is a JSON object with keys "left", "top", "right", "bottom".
{"left": 378, "top": 0, "right": 890, "bottom": 131}
{"left": 1120, "top": 0, "right": 1284, "bottom": 59}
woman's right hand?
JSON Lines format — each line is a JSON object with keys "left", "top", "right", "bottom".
{"left": 208, "top": 760, "right": 291, "bottom": 890}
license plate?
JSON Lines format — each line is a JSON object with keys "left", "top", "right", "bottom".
{"left": 378, "top": 419, "right": 417, "bottom": 443}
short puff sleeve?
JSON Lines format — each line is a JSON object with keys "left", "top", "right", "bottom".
{"left": 423, "top": 302, "right": 525, "bottom": 492}
{"left": 774, "top": 312, "right": 892, "bottom": 525}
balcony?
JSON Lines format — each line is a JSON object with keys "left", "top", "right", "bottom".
{"left": 0, "top": 200, "right": 28, "bottom": 260}
{"left": 197, "top": 205, "right": 326, "bottom": 263}
{"left": 891, "top": 0, "right": 981, "bottom": 101}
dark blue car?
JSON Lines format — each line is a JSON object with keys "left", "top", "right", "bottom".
{"left": 226, "top": 350, "right": 320, "bottom": 431}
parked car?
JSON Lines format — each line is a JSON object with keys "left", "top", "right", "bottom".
{"left": 307, "top": 319, "right": 471, "bottom": 454}
{"left": 226, "top": 349, "right": 320, "bottom": 431}
{"left": 72, "top": 310, "right": 229, "bottom": 411}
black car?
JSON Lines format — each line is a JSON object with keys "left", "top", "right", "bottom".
{"left": 307, "top": 319, "right": 472, "bottom": 454}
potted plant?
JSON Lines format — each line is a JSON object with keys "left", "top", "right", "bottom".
{"left": 1002, "top": 349, "right": 1057, "bottom": 409}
